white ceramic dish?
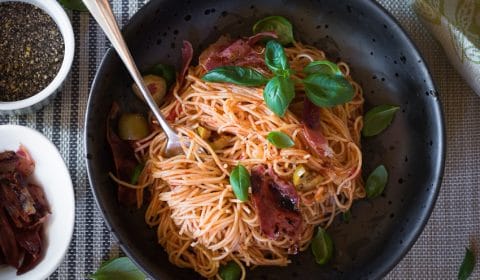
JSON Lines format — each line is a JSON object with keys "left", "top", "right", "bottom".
{"left": 0, "top": 0, "right": 75, "bottom": 115}
{"left": 0, "top": 125, "right": 75, "bottom": 280}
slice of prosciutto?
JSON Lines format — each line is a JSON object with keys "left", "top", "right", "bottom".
{"left": 302, "top": 98, "right": 333, "bottom": 157}
{"left": 251, "top": 165, "right": 303, "bottom": 241}
{"left": 199, "top": 32, "right": 277, "bottom": 72}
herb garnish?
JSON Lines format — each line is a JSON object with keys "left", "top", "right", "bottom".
{"left": 362, "top": 105, "right": 399, "bottom": 137}
{"left": 203, "top": 66, "right": 268, "bottom": 86}
{"left": 202, "top": 39, "right": 353, "bottom": 117}
{"left": 267, "top": 131, "right": 295, "bottom": 148}
{"left": 311, "top": 226, "right": 334, "bottom": 265}
{"left": 89, "top": 257, "right": 146, "bottom": 280}
{"left": 219, "top": 261, "right": 242, "bottom": 280}
{"left": 230, "top": 165, "right": 251, "bottom": 202}
{"left": 458, "top": 247, "right": 475, "bottom": 280}
{"left": 252, "top": 15, "right": 294, "bottom": 45}
{"left": 365, "top": 165, "right": 388, "bottom": 198}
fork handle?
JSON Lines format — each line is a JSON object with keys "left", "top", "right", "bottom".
{"left": 82, "top": 0, "right": 177, "bottom": 139}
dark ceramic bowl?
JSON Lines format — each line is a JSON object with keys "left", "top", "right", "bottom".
{"left": 85, "top": 0, "right": 445, "bottom": 279}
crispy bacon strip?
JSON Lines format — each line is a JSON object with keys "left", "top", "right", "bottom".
{"left": 251, "top": 165, "right": 303, "bottom": 241}
{"left": 106, "top": 103, "right": 138, "bottom": 206}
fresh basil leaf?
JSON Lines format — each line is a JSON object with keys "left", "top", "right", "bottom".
{"left": 304, "top": 60, "right": 342, "bottom": 76}
{"left": 311, "top": 227, "right": 334, "bottom": 265}
{"left": 365, "top": 165, "right": 388, "bottom": 199}
{"left": 267, "top": 131, "right": 294, "bottom": 148}
{"left": 230, "top": 165, "right": 250, "bottom": 202}
{"left": 263, "top": 76, "right": 295, "bottom": 117}
{"left": 303, "top": 73, "right": 354, "bottom": 107}
{"left": 342, "top": 210, "right": 351, "bottom": 223}
{"left": 362, "top": 105, "right": 399, "bottom": 137}
{"left": 89, "top": 257, "right": 146, "bottom": 280}
{"left": 130, "top": 164, "right": 144, "bottom": 185}
{"left": 458, "top": 247, "right": 475, "bottom": 280}
{"left": 219, "top": 261, "right": 242, "bottom": 280}
{"left": 148, "top": 64, "right": 176, "bottom": 88}
{"left": 265, "top": 40, "right": 290, "bottom": 76}
{"left": 58, "top": 0, "right": 87, "bottom": 11}
{"left": 252, "top": 16, "right": 294, "bottom": 45}
{"left": 202, "top": 66, "right": 269, "bottom": 86}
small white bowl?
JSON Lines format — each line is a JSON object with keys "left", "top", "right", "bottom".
{"left": 0, "top": 125, "right": 75, "bottom": 280}
{"left": 0, "top": 0, "right": 75, "bottom": 115}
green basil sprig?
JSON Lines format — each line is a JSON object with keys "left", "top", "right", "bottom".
{"left": 362, "top": 105, "right": 399, "bottom": 137}
{"left": 58, "top": 0, "right": 87, "bottom": 11}
{"left": 230, "top": 165, "right": 251, "bottom": 202}
{"left": 130, "top": 164, "right": 144, "bottom": 185}
{"left": 303, "top": 60, "right": 342, "bottom": 76}
{"left": 89, "top": 257, "right": 145, "bottom": 280}
{"left": 311, "top": 227, "right": 334, "bottom": 265}
{"left": 303, "top": 74, "right": 354, "bottom": 108}
{"left": 148, "top": 63, "right": 176, "bottom": 88}
{"left": 342, "top": 210, "right": 352, "bottom": 223}
{"left": 202, "top": 66, "right": 269, "bottom": 86}
{"left": 219, "top": 261, "right": 242, "bottom": 280}
{"left": 458, "top": 247, "right": 475, "bottom": 280}
{"left": 267, "top": 131, "right": 295, "bottom": 148}
{"left": 264, "top": 76, "right": 295, "bottom": 117}
{"left": 365, "top": 165, "right": 388, "bottom": 198}
{"left": 265, "top": 40, "right": 290, "bottom": 76}
{"left": 253, "top": 16, "right": 294, "bottom": 45}
{"left": 261, "top": 40, "right": 295, "bottom": 117}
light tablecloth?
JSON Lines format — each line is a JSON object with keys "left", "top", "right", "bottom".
{"left": 0, "top": 0, "right": 478, "bottom": 279}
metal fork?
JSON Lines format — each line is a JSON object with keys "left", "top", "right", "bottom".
{"left": 83, "top": 0, "right": 183, "bottom": 157}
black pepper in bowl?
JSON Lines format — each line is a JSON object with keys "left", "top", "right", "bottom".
{"left": 0, "top": 2, "right": 64, "bottom": 102}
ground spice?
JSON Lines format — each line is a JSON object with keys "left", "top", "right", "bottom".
{"left": 0, "top": 2, "right": 64, "bottom": 102}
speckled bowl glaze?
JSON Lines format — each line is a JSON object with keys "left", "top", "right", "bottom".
{"left": 85, "top": 0, "right": 445, "bottom": 279}
{"left": 0, "top": 0, "right": 74, "bottom": 115}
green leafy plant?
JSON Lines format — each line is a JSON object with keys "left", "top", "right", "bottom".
{"left": 303, "top": 74, "right": 354, "bottom": 107}
{"left": 365, "top": 165, "right": 388, "bottom": 198}
{"left": 303, "top": 60, "right": 342, "bottom": 76}
{"left": 202, "top": 66, "right": 268, "bottom": 86}
{"left": 252, "top": 15, "right": 294, "bottom": 45}
{"left": 89, "top": 257, "right": 146, "bottom": 280}
{"left": 58, "top": 0, "right": 87, "bottom": 11}
{"left": 362, "top": 105, "right": 400, "bottom": 137}
{"left": 342, "top": 210, "right": 352, "bottom": 223}
{"left": 229, "top": 165, "right": 251, "bottom": 202}
{"left": 263, "top": 75, "right": 295, "bottom": 117}
{"left": 219, "top": 261, "right": 242, "bottom": 280}
{"left": 267, "top": 131, "right": 295, "bottom": 148}
{"left": 130, "top": 164, "right": 144, "bottom": 185}
{"left": 265, "top": 40, "right": 290, "bottom": 76}
{"left": 311, "top": 227, "right": 334, "bottom": 265}
{"left": 458, "top": 247, "right": 475, "bottom": 280}
{"left": 147, "top": 64, "right": 176, "bottom": 88}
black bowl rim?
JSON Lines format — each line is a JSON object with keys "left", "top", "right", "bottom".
{"left": 84, "top": 0, "right": 446, "bottom": 279}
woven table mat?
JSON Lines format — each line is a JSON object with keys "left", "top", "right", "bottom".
{"left": 0, "top": 0, "right": 478, "bottom": 279}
